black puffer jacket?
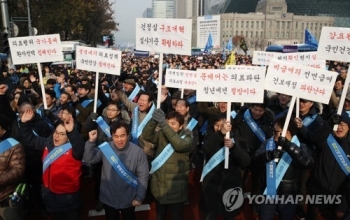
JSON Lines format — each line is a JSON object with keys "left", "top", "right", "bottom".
{"left": 254, "top": 139, "right": 314, "bottom": 195}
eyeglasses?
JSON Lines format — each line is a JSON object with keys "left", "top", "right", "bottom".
{"left": 106, "top": 108, "right": 119, "bottom": 112}
{"left": 338, "top": 123, "right": 348, "bottom": 128}
{"left": 54, "top": 131, "right": 66, "bottom": 137}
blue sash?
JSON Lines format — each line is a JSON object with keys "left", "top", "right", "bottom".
{"left": 149, "top": 120, "right": 197, "bottom": 174}
{"left": 200, "top": 147, "right": 225, "bottom": 181}
{"left": 186, "top": 118, "right": 198, "bottom": 131}
{"left": 131, "top": 104, "right": 156, "bottom": 144}
{"left": 105, "top": 93, "right": 110, "bottom": 98}
{"left": 128, "top": 84, "right": 141, "bottom": 101}
{"left": 98, "top": 142, "right": 138, "bottom": 188}
{"left": 327, "top": 134, "right": 350, "bottom": 177}
{"left": 187, "top": 96, "right": 196, "bottom": 104}
{"left": 36, "top": 108, "right": 54, "bottom": 129}
{"left": 0, "top": 138, "right": 19, "bottom": 154}
{"left": 244, "top": 109, "right": 266, "bottom": 142}
{"left": 81, "top": 99, "right": 93, "bottom": 108}
{"left": 96, "top": 116, "right": 111, "bottom": 138}
{"left": 303, "top": 114, "right": 317, "bottom": 127}
{"left": 265, "top": 138, "right": 276, "bottom": 196}
{"left": 42, "top": 142, "right": 72, "bottom": 173}
{"left": 263, "top": 136, "right": 300, "bottom": 195}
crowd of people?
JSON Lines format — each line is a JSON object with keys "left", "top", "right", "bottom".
{"left": 0, "top": 53, "right": 349, "bottom": 220}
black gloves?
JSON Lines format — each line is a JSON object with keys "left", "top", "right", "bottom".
{"left": 152, "top": 109, "right": 166, "bottom": 127}
{"left": 278, "top": 136, "right": 292, "bottom": 151}
{"left": 43, "top": 109, "right": 59, "bottom": 125}
{"left": 90, "top": 112, "right": 99, "bottom": 121}
{"left": 328, "top": 114, "right": 341, "bottom": 127}
{"left": 267, "top": 149, "right": 282, "bottom": 160}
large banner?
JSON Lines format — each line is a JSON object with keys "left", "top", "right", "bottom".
{"left": 9, "top": 34, "right": 63, "bottom": 65}
{"left": 317, "top": 26, "right": 350, "bottom": 62}
{"left": 165, "top": 69, "right": 197, "bottom": 89}
{"left": 135, "top": 18, "right": 192, "bottom": 55}
{"left": 76, "top": 46, "right": 122, "bottom": 75}
{"left": 265, "top": 59, "right": 338, "bottom": 104}
{"left": 196, "top": 66, "right": 266, "bottom": 103}
{"left": 196, "top": 15, "right": 221, "bottom": 49}
{"left": 253, "top": 51, "right": 326, "bottom": 69}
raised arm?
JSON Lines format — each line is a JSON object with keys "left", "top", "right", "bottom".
{"left": 83, "top": 129, "right": 103, "bottom": 164}
{"left": 116, "top": 90, "right": 137, "bottom": 111}
{"left": 18, "top": 109, "right": 48, "bottom": 150}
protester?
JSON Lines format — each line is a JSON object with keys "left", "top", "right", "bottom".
{"left": 19, "top": 107, "right": 85, "bottom": 219}
{"left": 84, "top": 121, "right": 149, "bottom": 220}
{"left": 142, "top": 110, "right": 193, "bottom": 220}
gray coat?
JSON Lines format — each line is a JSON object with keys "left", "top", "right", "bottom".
{"left": 83, "top": 140, "right": 149, "bottom": 209}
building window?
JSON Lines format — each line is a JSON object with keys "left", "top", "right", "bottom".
{"left": 236, "top": 21, "right": 238, "bottom": 28}
{"left": 251, "top": 22, "right": 254, "bottom": 28}
{"left": 236, "top": 31, "right": 238, "bottom": 36}
{"left": 251, "top": 31, "right": 253, "bottom": 37}
{"left": 276, "top": 32, "right": 279, "bottom": 38}
{"left": 282, "top": 21, "right": 285, "bottom": 28}
{"left": 295, "top": 22, "right": 298, "bottom": 29}
{"left": 256, "top": 31, "right": 258, "bottom": 37}
{"left": 230, "top": 21, "right": 232, "bottom": 28}
{"left": 302, "top": 23, "right": 304, "bottom": 29}
{"left": 311, "top": 23, "right": 313, "bottom": 29}
{"left": 246, "top": 21, "right": 249, "bottom": 28}
{"left": 261, "top": 31, "right": 263, "bottom": 37}
{"left": 241, "top": 21, "right": 243, "bottom": 28}
{"left": 287, "top": 21, "right": 290, "bottom": 28}
{"left": 256, "top": 21, "right": 259, "bottom": 28}
{"left": 241, "top": 31, "right": 243, "bottom": 35}
{"left": 281, "top": 32, "right": 284, "bottom": 38}
{"left": 277, "top": 21, "right": 280, "bottom": 28}
{"left": 246, "top": 31, "right": 248, "bottom": 37}
{"left": 287, "top": 32, "right": 289, "bottom": 38}
{"left": 261, "top": 21, "right": 264, "bottom": 28}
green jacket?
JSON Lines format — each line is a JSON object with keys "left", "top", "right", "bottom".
{"left": 142, "top": 119, "right": 193, "bottom": 204}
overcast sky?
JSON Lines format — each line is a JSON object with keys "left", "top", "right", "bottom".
{"left": 112, "top": 0, "right": 152, "bottom": 43}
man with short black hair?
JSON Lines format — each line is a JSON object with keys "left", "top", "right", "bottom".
{"left": 84, "top": 121, "right": 149, "bottom": 220}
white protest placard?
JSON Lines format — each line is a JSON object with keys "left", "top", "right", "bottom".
{"left": 136, "top": 18, "right": 192, "bottom": 55}
{"left": 196, "top": 66, "right": 266, "bottom": 103}
{"left": 264, "top": 59, "right": 338, "bottom": 104}
{"left": 9, "top": 34, "right": 63, "bottom": 65}
{"left": 165, "top": 69, "right": 197, "bottom": 89}
{"left": 317, "top": 26, "right": 350, "bottom": 62}
{"left": 252, "top": 51, "right": 278, "bottom": 66}
{"left": 273, "top": 52, "right": 326, "bottom": 69}
{"left": 253, "top": 51, "right": 326, "bottom": 69}
{"left": 76, "top": 46, "right": 122, "bottom": 75}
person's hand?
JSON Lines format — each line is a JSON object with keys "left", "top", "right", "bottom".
{"left": 278, "top": 136, "right": 291, "bottom": 151}
{"left": 21, "top": 109, "right": 34, "bottom": 123}
{"left": 132, "top": 200, "right": 141, "bottom": 206}
{"left": 294, "top": 118, "right": 303, "bottom": 129}
{"left": 220, "top": 120, "right": 232, "bottom": 135}
{"left": 224, "top": 138, "right": 234, "bottom": 149}
{"left": 328, "top": 114, "right": 342, "bottom": 127}
{"left": 0, "top": 84, "right": 8, "bottom": 95}
{"left": 29, "top": 74, "right": 36, "bottom": 83}
{"left": 267, "top": 149, "right": 283, "bottom": 160}
{"left": 152, "top": 108, "right": 166, "bottom": 127}
{"left": 90, "top": 112, "right": 99, "bottom": 121}
{"left": 63, "top": 116, "right": 74, "bottom": 132}
{"left": 88, "top": 130, "right": 98, "bottom": 142}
